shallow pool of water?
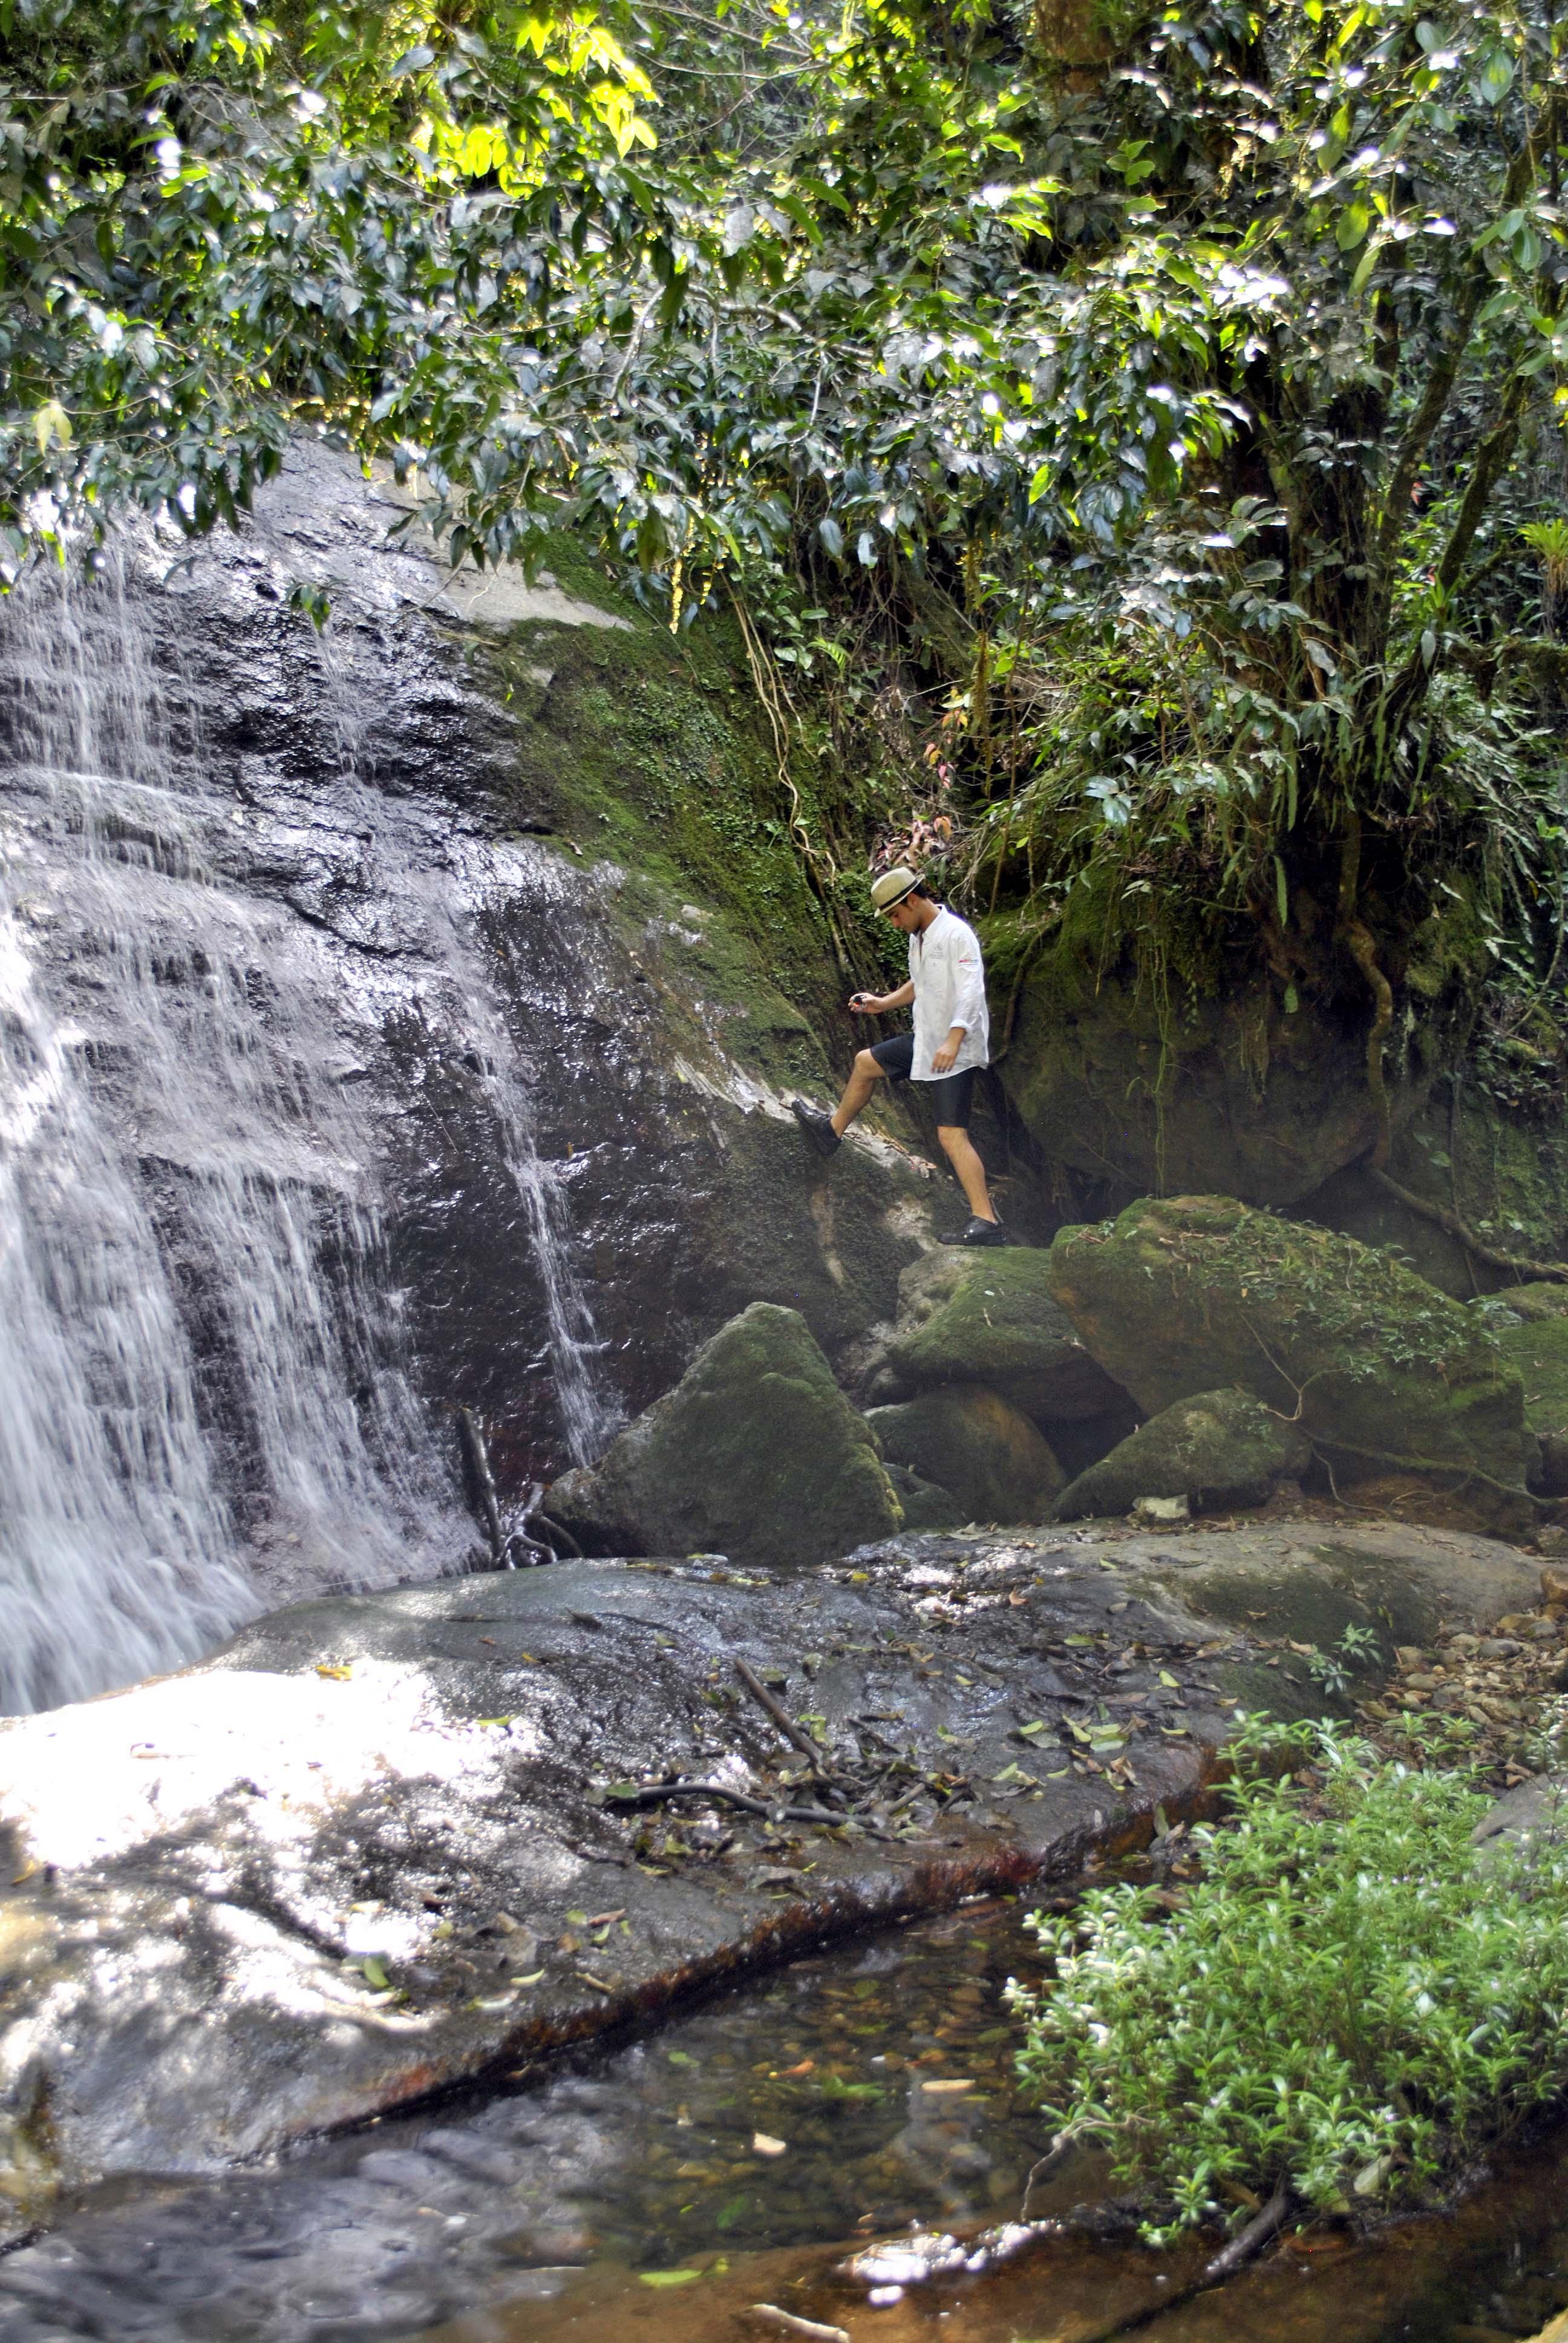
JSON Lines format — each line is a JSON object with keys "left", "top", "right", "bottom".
{"left": 0, "top": 1894, "right": 1053, "bottom": 2340}
{"left": 6, "top": 1890, "right": 1568, "bottom": 2343}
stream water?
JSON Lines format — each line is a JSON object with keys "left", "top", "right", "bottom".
{"left": 1, "top": 1892, "right": 1566, "bottom": 2343}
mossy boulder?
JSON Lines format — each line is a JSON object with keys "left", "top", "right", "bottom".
{"left": 865, "top": 1388, "right": 1065, "bottom": 1524}
{"left": 546, "top": 1302, "right": 901, "bottom": 1569}
{"left": 884, "top": 1463, "right": 969, "bottom": 1532}
{"left": 1494, "top": 1315, "right": 1568, "bottom": 1440}
{"left": 1491, "top": 1314, "right": 1568, "bottom": 1496}
{"left": 1047, "top": 1196, "right": 1531, "bottom": 1497}
{"left": 1055, "top": 1388, "right": 1312, "bottom": 1522}
{"left": 1499, "top": 1282, "right": 1568, "bottom": 1326}
{"left": 884, "top": 1250, "right": 1128, "bottom": 1418}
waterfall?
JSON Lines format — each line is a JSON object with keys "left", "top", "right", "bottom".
{"left": 0, "top": 524, "right": 616, "bottom": 1713}
{"left": 451, "top": 965, "right": 617, "bottom": 1473}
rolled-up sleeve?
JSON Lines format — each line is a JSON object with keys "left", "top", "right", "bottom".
{"left": 948, "top": 932, "right": 986, "bottom": 1034}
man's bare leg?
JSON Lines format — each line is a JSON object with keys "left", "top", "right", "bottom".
{"left": 936, "top": 1123, "right": 998, "bottom": 1222}
{"left": 831, "top": 1049, "right": 887, "bottom": 1136}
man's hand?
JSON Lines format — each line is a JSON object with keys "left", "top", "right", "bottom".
{"left": 848, "top": 991, "right": 883, "bottom": 1014}
{"left": 932, "top": 1027, "right": 965, "bottom": 1073}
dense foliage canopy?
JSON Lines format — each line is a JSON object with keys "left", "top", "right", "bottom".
{"left": 8, "top": 0, "right": 1568, "bottom": 1066}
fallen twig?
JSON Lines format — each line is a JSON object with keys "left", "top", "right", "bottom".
{"left": 1071, "top": 2180, "right": 1295, "bottom": 2341}
{"left": 736, "top": 1660, "right": 838, "bottom": 1782}
{"left": 1201, "top": 2180, "right": 1292, "bottom": 2284}
{"left": 749, "top": 2309, "right": 850, "bottom": 2343}
{"left": 603, "top": 1778, "right": 852, "bottom": 1828}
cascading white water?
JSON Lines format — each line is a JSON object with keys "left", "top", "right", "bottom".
{"left": 300, "top": 609, "right": 617, "bottom": 1475}
{"left": 0, "top": 526, "right": 616, "bottom": 1712}
{"left": 449, "top": 960, "right": 617, "bottom": 1473}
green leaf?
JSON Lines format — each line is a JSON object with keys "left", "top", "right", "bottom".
{"left": 1336, "top": 203, "right": 1371, "bottom": 252}
{"left": 818, "top": 2072, "right": 884, "bottom": 2102}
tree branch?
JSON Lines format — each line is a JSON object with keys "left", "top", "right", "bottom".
{"left": 1374, "top": 283, "right": 1485, "bottom": 578}
{"left": 1343, "top": 916, "right": 1394, "bottom": 1170}
{"left": 1434, "top": 370, "right": 1531, "bottom": 601}
{"left": 1374, "top": 136, "right": 1538, "bottom": 585}
{"left": 1374, "top": 370, "right": 1531, "bottom": 744}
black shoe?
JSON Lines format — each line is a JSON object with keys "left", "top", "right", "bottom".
{"left": 791, "top": 1099, "right": 843, "bottom": 1158}
{"left": 944, "top": 1216, "right": 1007, "bottom": 1247}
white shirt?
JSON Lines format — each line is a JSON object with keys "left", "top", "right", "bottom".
{"left": 910, "top": 906, "right": 990, "bottom": 1080}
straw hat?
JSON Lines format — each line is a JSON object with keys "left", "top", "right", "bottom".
{"left": 869, "top": 865, "right": 920, "bottom": 911}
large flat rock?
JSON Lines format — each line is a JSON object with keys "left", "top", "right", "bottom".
{"left": 0, "top": 1525, "right": 1539, "bottom": 2233}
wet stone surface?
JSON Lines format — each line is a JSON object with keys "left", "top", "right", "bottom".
{"left": 0, "top": 1897, "right": 1053, "bottom": 2341}
{"left": 0, "top": 1525, "right": 1541, "bottom": 2236}
{"left": 13, "top": 1883, "right": 1568, "bottom": 2343}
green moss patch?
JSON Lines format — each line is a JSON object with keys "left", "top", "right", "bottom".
{"left": 546, "top": 1302, "right": 902, "bottom": 1568}
{"left": 1048, "top": 1195, "right": 1530, "bottom": 1496}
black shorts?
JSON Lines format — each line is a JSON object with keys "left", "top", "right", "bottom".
{"left": 871, "top": 1033, "right": 976, "bottom": 1127}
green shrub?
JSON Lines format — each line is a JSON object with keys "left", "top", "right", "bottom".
{"left": 1009, "top": 1721, "right": 1568, "bottom": 2244}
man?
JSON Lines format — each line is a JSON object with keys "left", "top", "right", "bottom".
{"left": 791, "top": 865, "right": 1005, "bottom": 1246}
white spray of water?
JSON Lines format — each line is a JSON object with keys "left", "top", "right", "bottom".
{"left": 0, "top": 544, "right": 587, "bottom": 1710}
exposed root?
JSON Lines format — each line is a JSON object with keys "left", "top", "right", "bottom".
{"left": 526, "top": 1509, "right": 583, "bottom": 1558}
{"left": 1371, "top": 1167, "right": 1568, "bottom": 1285}
{"left": 1308, "top": 1435, "right": 1542, "bottom": 1511}
{"left": 727, "top": 586, "right": 863, "bottom": 982}
{"left": 1342, "top": 916, "right": 1394, "bottom": 1171}
{"left": 1343, "top": 914, "right": 1568, "bottom": 1285}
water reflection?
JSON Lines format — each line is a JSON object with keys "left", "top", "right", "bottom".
{"left": 8, "top": 1893, "right": 1568, "bottom": 2343}
{"left": 0, "top": 1898, "right": 1047, "bottom": 2341}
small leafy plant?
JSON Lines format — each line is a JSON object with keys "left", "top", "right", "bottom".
{"left": 1009, "top": 1719, "right": 1568, "bottom": 2244}
{"left": 1304, "top": 1621, "right": 1382, "bottom": 1699}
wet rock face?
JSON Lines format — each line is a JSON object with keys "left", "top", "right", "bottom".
{"left": 1054, "top": 1388, "right": 1313, "bottom": 1522}
{"left": 204, "top": 448, "right": 934, "bottom": 1469}
{"left": 0, "top": 1523, "right": 1537, "bottom": 2233}
{"left": 996, "top": 939, "right": 1418, "bottom": 1214}
{"left": 0, "top": 437, "right": 936, "bottom": 1705}
{"left": 547, "top": 1302, "right": 902, "bottom": 1568}
{"left": 866, "top": 1387, "right": 1065, "bottom": 1525}
{"left": 1048, "top": 1196, "right": 1532, "bottom": 1507}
